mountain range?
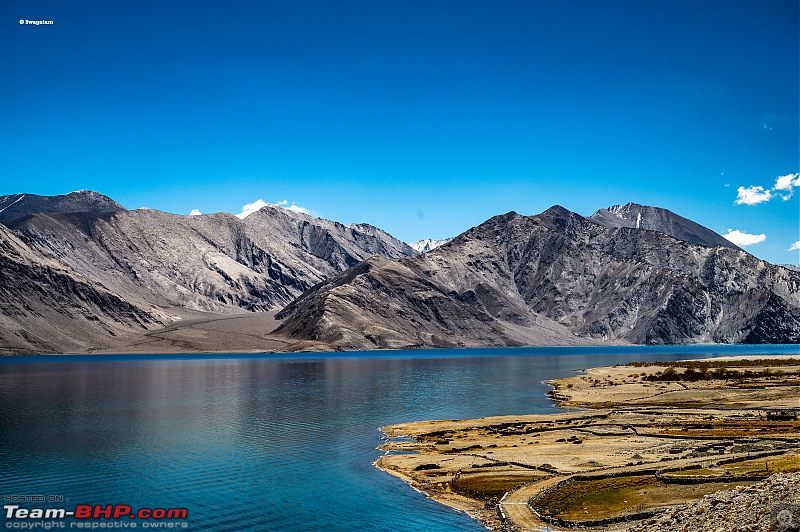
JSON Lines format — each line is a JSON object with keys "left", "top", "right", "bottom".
{"left": 1, "top": 191, "right": 797, "bottom": 355}
{"left": 0, "top": 191, "right": 415, "bottom": 354}
{"left": 274, "top": 206, "right": 799, "bottom": 349}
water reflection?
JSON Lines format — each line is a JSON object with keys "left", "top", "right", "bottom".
{"left": 1, "top": 345, "right": 797, "bottom": 530}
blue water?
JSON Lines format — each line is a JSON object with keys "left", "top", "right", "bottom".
{"left": 1, "top": 345, "right": 797, "bottom": 530}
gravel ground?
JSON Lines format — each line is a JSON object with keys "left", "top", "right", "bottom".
{"left": 625, "top": 473, "right": 800, "bottom": 532}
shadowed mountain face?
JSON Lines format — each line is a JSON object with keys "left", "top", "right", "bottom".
{"left": 590, "top": 202, "right": 740, "bottom": 250}
{"left": 0, "top": 224, "right": 162, "bottom": 355}
{"left": 275, "top": 207, "right": 800, "bottom": 349}
{"left": 0, "top": 190, "right": 124, "bottom": 225}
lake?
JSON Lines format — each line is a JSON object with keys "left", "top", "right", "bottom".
{"left": 1, "top": 345, "right": 797, "bottom": 530}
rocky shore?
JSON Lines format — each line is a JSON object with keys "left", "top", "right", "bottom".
{"left": 376, "top": 356, "right": 800, "bottom": 531}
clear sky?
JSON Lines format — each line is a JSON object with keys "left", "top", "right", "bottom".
{"left": 2, "top": 1, "right": 798, "bottom": 264}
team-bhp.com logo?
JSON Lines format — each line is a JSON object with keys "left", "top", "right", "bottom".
{"left": 4, "top": 504, "right": 188, "bottom": 528}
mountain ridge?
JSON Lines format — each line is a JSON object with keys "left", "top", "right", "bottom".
{"left": 0, "top": 190, "right": 124, "bottom": 225}
{"left": 1, "top": 191, "right": 796, "bottom": 354}
{"left": 275, "top": 206, "right": 800, "bottom": 349}
{"left": 0, "top": 223, "right": 164, "bottom": 355}
{"left": 4, "top": 200, "right": 416, "bottom": 314}
{"left": 589, "top": 202, "right": 740, "bottom": 250}
{"left": 0, "top": 191, "right": 417, "bottom": 354}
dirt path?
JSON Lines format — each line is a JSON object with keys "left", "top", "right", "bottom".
{"left": 498, "top": 475, "right": 569, "bottom": 531}
{"left": 498, "top": 449, "right": 792, "bottom": 531}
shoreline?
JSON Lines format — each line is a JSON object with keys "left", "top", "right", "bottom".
{"left": 4, "top": 341, "right": 799, "bottom": 357}
{"left": 375, "top": 355, "right": 800, "bottom": 531}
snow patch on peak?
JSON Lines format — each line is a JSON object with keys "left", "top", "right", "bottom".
{"left": 607, "top": 202, "right": 640, "bottom": 218}
{"left": 0, "top": 194, "right": 25, "bottom": 214}
{"left": 607, "top": 204, "right": 625, "bottom": 215}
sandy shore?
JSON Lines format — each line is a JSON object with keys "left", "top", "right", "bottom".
{"left": 376, "top": 355, "right": 800, "bottom": 531}
{"left": 82, "top": 311, "right": 332, "bottom": 355}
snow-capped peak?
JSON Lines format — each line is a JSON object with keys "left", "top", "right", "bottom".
{"left": 409, "top": 238, "right": 453, "bottom": 253}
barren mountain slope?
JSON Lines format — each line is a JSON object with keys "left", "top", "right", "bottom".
{"left": 275, "top": 207, "right": 800, "bottom": 349}
{"left": 590, "top": 202, "right": 740, "bottom": 250}
{"left": 5, "top": 195, "right": 416, "bottom": 316}
{"left": 0, "top": 224, "right": 162, "bottom": 355}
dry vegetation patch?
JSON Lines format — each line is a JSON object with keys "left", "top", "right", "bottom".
{"left": 533, "top": 475, "right": 754, "bottom": 523}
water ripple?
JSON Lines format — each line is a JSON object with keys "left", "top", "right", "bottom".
{"left": 2, "top": 345, "right": 796, "bottom": 530}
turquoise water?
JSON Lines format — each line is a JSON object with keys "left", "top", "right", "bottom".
{"left": 1, "top": 345, "right": 797, "bottom": 530}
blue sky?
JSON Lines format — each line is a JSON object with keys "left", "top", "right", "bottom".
{"left": 2, "top": 0, "right": 798, "bottom": 263}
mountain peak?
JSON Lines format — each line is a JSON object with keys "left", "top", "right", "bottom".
{"left": 533, "top": 205, "right": 585, "bottom": 228}
{"left": 540, "top": 205, "right": 575, "bottom": 217}
{"left": 409, "top": 237, "right": 453, "bottom": 253}
{"left": 0, "top": 190, "right": 124, "bottom": 226}
{"left": 590, "top": 203, "right": 740, "bottom": 250}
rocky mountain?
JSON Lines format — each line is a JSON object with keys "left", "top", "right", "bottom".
{"left": 3, "top": 193, "right": 797, "bottom": 354}
{"left": 0, "top": 191, "right": 417, "bottom": 354}
{"left": 590, "top": 202, "right": 740, "bottom": 250}
{"left": 409, "top": 238, "right": 453, "bottom": 253}
{"left": 3, "top": 194, "right": 416, "bottom": 315}
{"left": 0, "top": 223, "right": 162, "bottom": 355}
{"left": 242, "top": 205, "right": 417, "bottom": 275}
{"left": 275, "top": 206, "right": 800, "bottom": 349}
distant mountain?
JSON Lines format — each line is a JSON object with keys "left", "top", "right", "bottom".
{"left": 3, "top": 193, "right": 797, "bottom": 354}
{"left": 0, "top": 192, "right": 417, "bottom": 354}
{"left": 590, "top": 203, "right": 740, "bottom": 250}
{"left": 0, "top": 190, "right": 124, "bottom": 225}
{"left": 275, "top": 206, "right": 800, "bottom": 349}
{"left": 3, "top": 199, "right": 416, "bottom": 315}
{"left": 244, "top": 205, "right": 418, "bottom": 274}
{"left": 409, "top": 238, "right": 453, "bottom": 253}
{"left": 781, "top": 264, "right": 800, "bottom": 272}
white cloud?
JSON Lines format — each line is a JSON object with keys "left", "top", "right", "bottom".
{"left": 790, "top": 241, "right": 800, "bottom": 251}
{"left": 723, "top": 229, "right": 766, "bottom": 247}
{"left": 774, "top": 173, "right": 800, "bottom": 200}
{"left": 235, "top": 199, "right": 318, "bottom": 219}
{"left": 774, "top": 173, "right": 799, "bottom": 191}
{"left": 236, "top": 199, "right": 270, "bottom": 219}
{"left": 189, "top": 209, "right": 202, "bottom": 216}
{"left": 285, "top": 204, "right": 317, "bottom": 216}
{"left": 735, "top": 172, "right": 800, "bottom": 204}
{"left": 735, "top": 186, "right": 773, "bottom": 205}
